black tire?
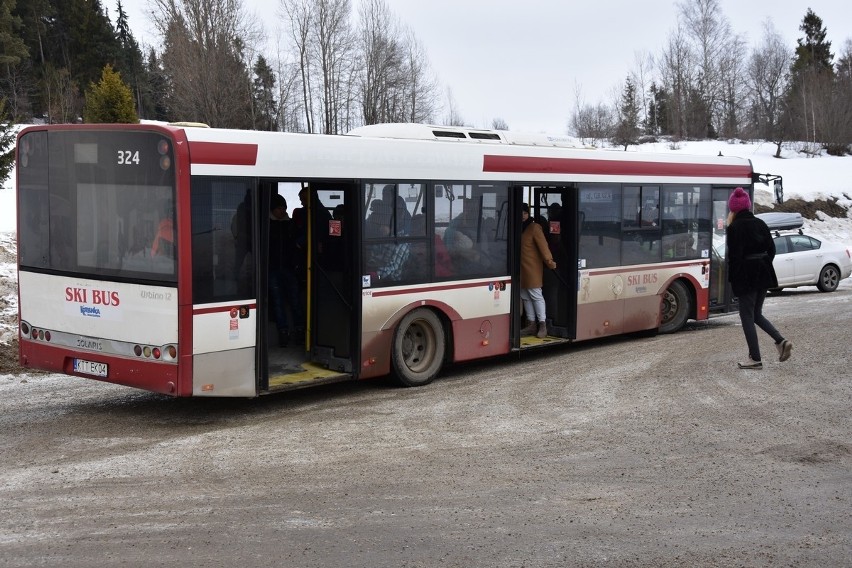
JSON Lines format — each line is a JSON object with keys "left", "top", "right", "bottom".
{"left": 817, "top": 265, "right": 840, "bottom": 292}
{"left": 391, "top": 308, "right": 445, "bottom": 387}
{"left": 659, "top": 280, "right": 692, "bottom": 334}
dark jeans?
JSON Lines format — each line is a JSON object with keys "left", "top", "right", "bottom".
{"left": 737, "top": 289, "right": 783, "bottom": 361}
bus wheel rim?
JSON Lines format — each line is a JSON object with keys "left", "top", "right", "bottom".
{"left": 402, "top": 320, "right": 436, "bottom": 372}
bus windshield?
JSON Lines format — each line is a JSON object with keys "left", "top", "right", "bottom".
{"left": 17, "top": 129, "right": 177, "bottom": 281}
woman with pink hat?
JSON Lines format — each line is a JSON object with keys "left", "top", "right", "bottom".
{"left": 726, "top": 187, "right": 793, "bottom": 369}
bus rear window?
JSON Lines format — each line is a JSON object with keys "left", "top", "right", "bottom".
{"left": 17, "top": 130, "right": 177, "bottom": 281}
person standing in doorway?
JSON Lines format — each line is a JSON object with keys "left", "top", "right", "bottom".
{"left": 726, "top": 187, "right": 793, "bottom": 369}
{"left": 520, "top": 203, "right": 556, "bottom": 338}
{"left": 268, "top": 194, "right": 303, "bottom": 347}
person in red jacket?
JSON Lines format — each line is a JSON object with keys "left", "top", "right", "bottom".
{"left": 520, "top": 203, "right": 556, "bottom": 338}
{"left": 726, "top": 187, "right": 793, "bottom": 369}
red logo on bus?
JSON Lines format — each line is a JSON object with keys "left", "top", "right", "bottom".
{"left": 65, "top": 287, "right": 121, "bottom": 306}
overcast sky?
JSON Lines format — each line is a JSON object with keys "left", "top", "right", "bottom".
{"left": 117, "top": 0, "right": 851, "bottom": 134}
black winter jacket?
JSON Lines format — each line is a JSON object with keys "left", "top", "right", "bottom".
{"left": 726, "top": 210, "right": 778, "bottom": 296}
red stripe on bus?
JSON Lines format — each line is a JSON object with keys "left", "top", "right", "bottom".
{"left": 369, "top": 279, "right": 511, "bottom": 297}
{"left": 193, "top": 304, "right": 257, "bottom": 315}
{"left": 483, "top": 155, "right": 752, "bottom": 178}
{"left": 587, "top": 261, "right": 708, "bottom": 277}
{"left": 189, "top": 142, "right": 258, "bottom": 165}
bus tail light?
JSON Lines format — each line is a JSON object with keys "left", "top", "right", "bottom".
{"left": 44, "top": 331, "right": 51, "bottom": 342}
{"left": 20, "top": 321, "right": 30, "bottom": 337}
{"left": 132, "top": 344, "right": 177, "bottom": 360}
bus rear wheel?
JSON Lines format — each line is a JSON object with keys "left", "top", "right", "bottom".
{"left": 659, "top": 280, "right": 691, "bottom": 334}
{"left": 392, "top": 308, "right": 445, "bottom": 387}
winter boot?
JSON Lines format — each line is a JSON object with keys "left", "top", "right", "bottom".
{"left": 776, "top": 339, "right": 792, "bottom": 362}
{"left": 520, "top": 319, "right": 537, "bottom": 335}
{"left": 536, "top": 321, "right": 548, "bottom": 339}
{"left": 737, "top": 357, "right": 762, "bottom": 370}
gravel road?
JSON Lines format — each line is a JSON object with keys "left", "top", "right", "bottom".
{"left": 1, "top": 281, "right": 850, "bottom": 567}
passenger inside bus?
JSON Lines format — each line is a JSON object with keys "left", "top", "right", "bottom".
{"left": 365, "top": 202, "right": 410, "bottom": 282}
{"left": 443, "top": 198, "right": 483, "bottom": 274}
{"left": 231, "top": 190, "right": 252, "bottom": 292}
{"left": 381, "top": 184, "right": 412, "bottom": 236}
{"left": 151, "top": 204, "right": 175, "bottom": 258}
{"left": 268, "top": 194, "right": 303, "bottom": 347}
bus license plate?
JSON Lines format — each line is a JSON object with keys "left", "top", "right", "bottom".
{"left": 74, "top": 359, "right": 108, "bottom": 377}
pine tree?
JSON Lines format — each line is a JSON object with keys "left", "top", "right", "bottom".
{"left": 0, "top": 0, "right": 29, "bottom": 118}
{"left": 645, "top": 83, "right": 670, "bottom": 136}
{"left": 252, "top": 55, "right": 278, "bottom": 131}
{"left": 791, "top": 9, "right": 834, "bottom": 77}
{"left": 0, "top": 98, "right": 16, "bottom": 184}
{"left": 113, "top": 0, "right": 146, "bottom": 117}
{"left": 144, "top": 49, "right": 171, "bottom": 122}
{"left": 613, "top": 77, "right": 640, "bottom": 150}
{"left": 0, "top": 0, "right": 28, "bottom": 67}
{"left": 785, "top": 9, "right": 837, "bottom": 148}
{"left": 83, "top": 64, "right": 138, "bottom": 123}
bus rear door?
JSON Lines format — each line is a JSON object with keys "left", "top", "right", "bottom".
{"left": 532, "top": 186, "right": 578, "bottom": 340}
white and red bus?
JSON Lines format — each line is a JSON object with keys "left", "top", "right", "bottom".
{"left": 15, "top": 122, "right": 752, "bottom": 396}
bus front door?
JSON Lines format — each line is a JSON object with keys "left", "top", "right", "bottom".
{"left": 532, "top": 187, "right": 578, "bottom": 339}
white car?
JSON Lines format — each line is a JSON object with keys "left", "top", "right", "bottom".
{"left": 770, "top": 229, "right": 852, "bottom": 292}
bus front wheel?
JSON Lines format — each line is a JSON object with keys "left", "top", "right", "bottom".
{"left": 659, "top": 280, "right": 691, "bottom": 334}
{"left": 392, "top": 308, "right": 446, "bottom": 387}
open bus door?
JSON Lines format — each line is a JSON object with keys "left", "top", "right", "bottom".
{"left": 260, "top": 182, "right": 356, "bottom": 393}
{"left": 308, "top": 183, "right": 357, "bottom": 374}
{"left": 513, "top": 186, "right": 578, "bottom": 347}
{"left": 533, "top": 187, "right": 578, "bottom": 340}
{"left": 708, "top": 186, "right": 736, "bottom": 315}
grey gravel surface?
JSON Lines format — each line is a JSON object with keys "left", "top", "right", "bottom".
{"left": 1, "top": 282, "right": 850, "bottom": 568}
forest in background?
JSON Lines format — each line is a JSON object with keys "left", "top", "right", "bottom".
{"left": 0, "top": 0, "right": 851, "bottom": 159}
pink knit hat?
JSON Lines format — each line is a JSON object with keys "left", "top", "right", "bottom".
{"left": 728, "top": 187, "right": 751, "bottom": 213}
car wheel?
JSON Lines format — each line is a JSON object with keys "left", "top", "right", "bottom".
{"left": 391, "top": 308, "right": 445, "bottom": 387}
{"left": 659, "top": 280, "right": 692, "bottom": 334}
{"left": 817, "top": 265, "right": 840, "bottom": 292}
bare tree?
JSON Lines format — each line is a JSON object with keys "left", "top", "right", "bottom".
{"left": 442, "top": 87, "right": 464, "bottom": 126}
{"left": 659, "top": 25, "right": 694, "bottom": 139}
{"left": 313, "top": 0, "right": 354, "bottom": 134}
{"left": 746, "top": 20, "right": 791, "bottom": 156}
{"left": 280, "top": 0, "right": 356, "bottom": 134}
{"left": 831, "top": 39, "right": 852, "bottom": 154}
{"left": 717, "top": 33, "right": 747, "bottom": 138}
{"left": 357, "top": 0, "right": 402, "bottom": 125}
{"left": 280, "top": 0, "right": 316, "bottom": 132}
{"left": 152, "top": 0, "right": 262, "bottom": 128}
{"left": 276, "top": 57, "right": 307, "bottom": 132}
{"left": 676, "top": 0, "right": 733, "bottom": 137}
{"left": 491, "top": 117, "right": 508, "bottom": 130}
{"left": 570, "top": 84, "right": 613, "bottom": 146}
{"left": 628, "top": 51, "right": 654, "bottom": 134}
{"left": 399, "top": 28, "right": 440, "bottom": 124}
{"left": 356, "top": 0, "right": 438, "bottom": 126}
